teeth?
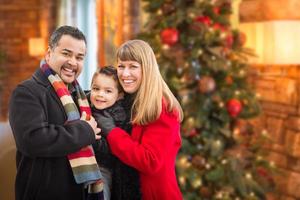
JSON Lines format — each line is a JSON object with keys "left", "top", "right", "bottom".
{"left": 124, "top": 80, "right": 134, "bottom": 83}
{"left": 64, "top": 67, "right": 73, "bottom": 72}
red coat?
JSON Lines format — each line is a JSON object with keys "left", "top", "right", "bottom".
{"left": 107, "top": 105, "right": 183, "bottom": 200}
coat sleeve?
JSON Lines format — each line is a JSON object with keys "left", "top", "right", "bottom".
{"left": 107, "top": 110, "right": 180, "bottom": 175}
{"left": 9, "top": 84, "right": 96, "bottom": 158}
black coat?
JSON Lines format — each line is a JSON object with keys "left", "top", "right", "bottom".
{"left": 91, "top": 97, "right": 141, "bottom": 200}
{"left": 9, "top": 68, "right": 96, "bottom": 200}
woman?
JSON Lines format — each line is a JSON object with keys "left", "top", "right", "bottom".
{"left": 98, "top": 39, "right": 183, "bottom": 200}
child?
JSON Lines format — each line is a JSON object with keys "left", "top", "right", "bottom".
{"left": 89, "top": 66, "right": 141, "bottom": 200}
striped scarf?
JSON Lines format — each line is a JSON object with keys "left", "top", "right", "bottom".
{"left": 40, "top": 60, "right": 104, "bottom": 199}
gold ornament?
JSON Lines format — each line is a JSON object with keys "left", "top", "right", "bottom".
{"left": 191, "top": 155, "right": 206, "bottom": 169}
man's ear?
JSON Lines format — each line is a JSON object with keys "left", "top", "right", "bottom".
{"left": 45, "top": 47, "right": 51, "bottom": 62}
{"left": 117, "top": 92, "right": 124, "bottom": 100}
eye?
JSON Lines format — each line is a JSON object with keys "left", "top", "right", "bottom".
{"left": 117, "top": 65, "right": 125, "bottom": 69}
{"left": 76, "top": 56, "right": 84, "bottom": 61}
{"left": 130, "top": 65, "right": 138, "bottom": 69}
{"left": 92, "top": 86, "right": 99, "bottom": 91}
{"left": 62, "top": 51, "right": 70, "bottom": 56}
{"left": 105, "top": 89, "right": 112, "bottom": 93}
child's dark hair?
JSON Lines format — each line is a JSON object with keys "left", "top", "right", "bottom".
{"left": 91, "top": 66, "right": 123, "bottom": 92}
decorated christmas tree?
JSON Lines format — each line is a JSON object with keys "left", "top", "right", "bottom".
{"left": 138, "top": 0, "right": 276, "bottom": 199}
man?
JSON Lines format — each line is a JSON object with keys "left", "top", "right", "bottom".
{"left": 9, "top": 26, "right": 101, "bottom": 200}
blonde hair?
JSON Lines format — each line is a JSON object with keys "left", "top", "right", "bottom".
{"left": 116, "top": 39, "right": 183, "bottom": 125}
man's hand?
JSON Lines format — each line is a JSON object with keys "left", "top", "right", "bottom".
{"left": 81, "top": 112, "right": 101, "bottom": 140}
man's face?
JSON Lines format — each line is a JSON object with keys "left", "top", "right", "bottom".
{"left": 45, "top": 35, "right": 86, "bottom": 84}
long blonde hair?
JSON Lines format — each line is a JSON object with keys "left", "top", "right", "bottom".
{"left": 116, "top": 40, "right": 183, "bottom": 125}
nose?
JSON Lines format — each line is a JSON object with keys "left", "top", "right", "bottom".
{"left": 122, "top": 67, "right": 131, "bottom": 77}
{"left": 68, "top": 56, "right": 77, "bottom": 66}
{"left": 97, "top": 90, "right": 105, "bottom": 97}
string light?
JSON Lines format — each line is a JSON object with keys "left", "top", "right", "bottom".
{"left": 189, "top": 13, "right": 196, "bottom": 18}
{"left": 221, "top": 159, "right": 227, "bottom": 164}
{"left": 261, "top": 129, "right": 268, "bottom": 136}
{"left": 162, "top": 44, "right": 169, "bottom": 50}
{"left": 270, "top": 161, "right": 276, "bottom": 167}
{"left": 184, "top": 62, "right": 189, "bottom": 68}
{"left": 235, "top": 90, "right": 241, "bottom": 96}
{"left": 245, "top": 173, "right": 252, "bottom": 180}
{"left": 256, "top": 156, "right": 263, "bottom": 161}
{"left": 179, "top": 176, "right": 186, "bottom": 185}
{"left": 255, "top": 93, "right": 261, "bottom": 99}
{"left": 156, "top": 9, "right": 162, "bottom": 15}
{"left": 239, "top": 70, "right": 245, "bottom": 76}
{"left": 197, "top": 49, "right": 203, "bottom": 55}
{"left": 220, "top": 32, "right": 227, "bottom": 39}
{"left": 215, "top": 140, "right": 222, "bottom": 147}
{"left": 233, "top": 128, "right": 240, "bottom": 136}
{"left": 219, "top": 102, "right": 224, "bottom": 108}
{"left": 205, "top": 163, "right": 211, "bottom": 169}
{"left": 192, "top": 179, "right": 202, "bottom": 188}
{"left": 216, "top": 192, "right": 223, "bottom": 199}
{"left": 197, "top": 144, "right": 204, "bottom": 150}
{"left": 249, "top": 192, "right": 255, "bottom": 197}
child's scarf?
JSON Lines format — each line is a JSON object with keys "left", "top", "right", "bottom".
{"left": 40, "top": 60, "right": 104, "bottom": 199}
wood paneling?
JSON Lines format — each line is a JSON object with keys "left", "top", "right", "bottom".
{"left": 240, "top": 0, "right": 300, "bottom": 22}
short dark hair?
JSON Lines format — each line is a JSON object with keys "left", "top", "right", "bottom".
{"left": 91, "top": 66, "right": 123, "bottom": 93}
{"left": 49, "top": 25, "right": 87, "bottom": 49}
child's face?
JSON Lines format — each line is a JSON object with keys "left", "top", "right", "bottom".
{"left": 90, "top": 74, "right": 119, "bottom": 110}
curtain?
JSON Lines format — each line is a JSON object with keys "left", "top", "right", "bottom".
{"left": 57, "top": 0, "right": 98, "bottom": 90}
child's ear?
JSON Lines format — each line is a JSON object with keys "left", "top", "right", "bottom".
{"left": 118, "top": 92, "right": 124, "bottom": 100}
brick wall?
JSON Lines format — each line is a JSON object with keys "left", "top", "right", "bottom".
{"left": 0, "top": 0, "right": 57, "bottom": 121}
{"left": 249, "top": 65, "right": 300, "bottom": 200}
{"left": 240, "top": 0, "right": 300, "bottom": 198}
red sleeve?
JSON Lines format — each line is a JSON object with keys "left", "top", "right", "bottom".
{"left": 107, "top": 110, "right": 180, "bottom": 175}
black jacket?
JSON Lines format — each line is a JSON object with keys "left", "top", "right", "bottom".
{"left": 9, "top": 68, "right": 96, "bottom": 200}
{"left": 91, "top": 96, "right": 141, "bottom": 200}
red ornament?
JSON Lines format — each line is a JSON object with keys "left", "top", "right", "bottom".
{"left": 186, "top": 128, "right": 198, "bottom": 138}
{"left": 226, "top": 99, "right": 242, "bottom": 117}
{"left": 225, "top": 75, "right": 233, "bottom": 85}
{"left": 195, "top": 16, "right": 211, "bottom": 26}
{"left": 225, "top": 34, "right": 234, "bottom": 48}
{"left": 160, "top": 28, "right": 179, "bottom": 46}
{"left": 256, "top": 166, "right": 269, "bottom": 178}
{"left": 213, "top": 23, "right": 226, "bottom": 32}
{"left": 213, "top": 7, "right": 220, "bottom": 15}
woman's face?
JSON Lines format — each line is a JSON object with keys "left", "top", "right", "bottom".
{"left": 117, "top": 59, "right": 142, "bottom": 94}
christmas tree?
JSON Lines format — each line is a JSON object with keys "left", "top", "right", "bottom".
{"left": 138, "top": 0, "right": 276, "bottom": 199}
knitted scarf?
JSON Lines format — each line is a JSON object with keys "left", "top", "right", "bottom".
{"left": 40, "top": 60, "right": 104, "bottom": 199}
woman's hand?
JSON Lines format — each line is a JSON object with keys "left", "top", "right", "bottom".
{"left": 97, "top": 111, "right": 116, "bottom": 137}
